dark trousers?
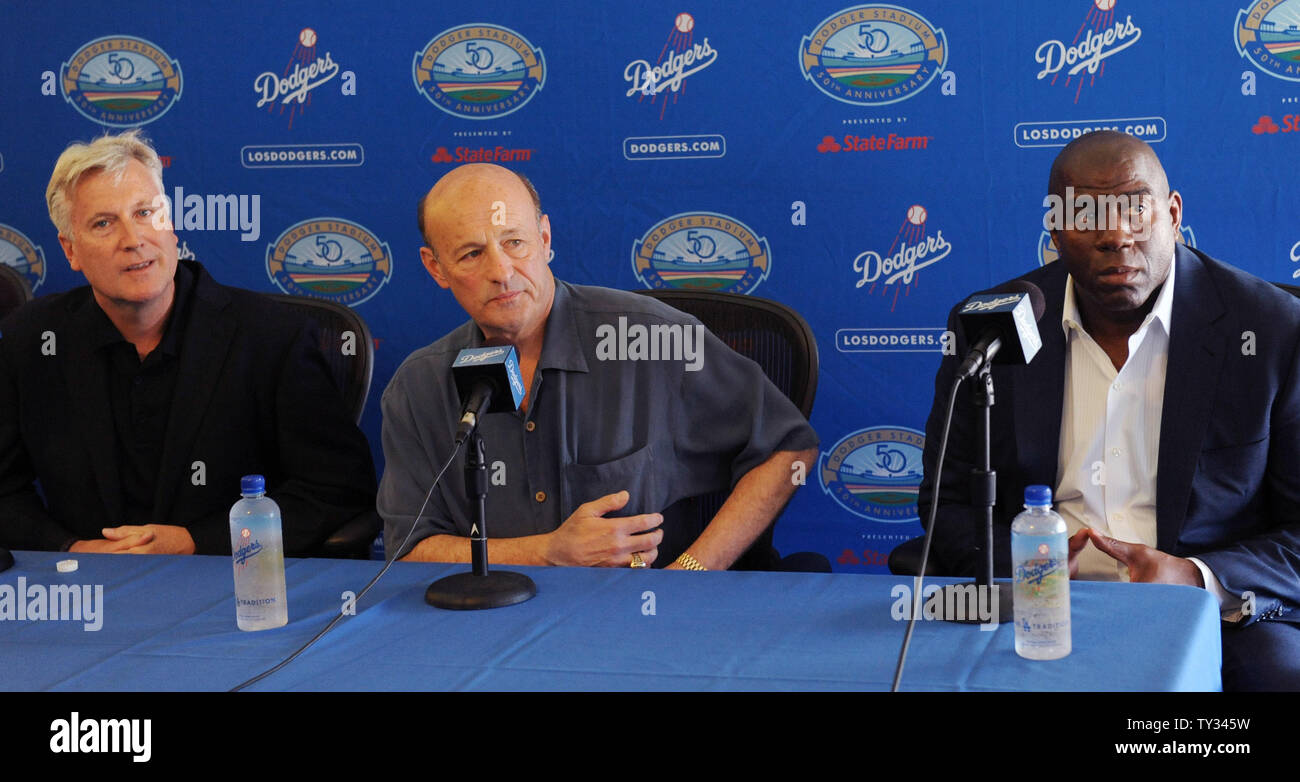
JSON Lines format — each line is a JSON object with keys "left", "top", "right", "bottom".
{"left": 1221, "top": 621, "right": 1300, "bottom": 692}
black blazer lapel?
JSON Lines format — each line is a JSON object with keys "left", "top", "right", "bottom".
{"left": 1157, "top": 245, "right": 1227, "bottom": 553}
{"left": 1012, "top": 263, "right": 1068, "bottom": 485}
{"left": 153, "top": 272, "right": 236, "bottom": 522}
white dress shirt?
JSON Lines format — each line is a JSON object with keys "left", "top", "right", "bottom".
{"left": 1050, "top": 257, "right": 1237, "bottom": 614}
{"left": 1054, "top": 256, "right": 1174, "bottom": 581}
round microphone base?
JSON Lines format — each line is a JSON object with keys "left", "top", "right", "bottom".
{"left": 425, "top": 570, "right": 537, "bottom": 610}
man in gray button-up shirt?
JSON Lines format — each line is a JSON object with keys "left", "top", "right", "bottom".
{"left": 378, "top": 164, "right": 818, "bottom": 569}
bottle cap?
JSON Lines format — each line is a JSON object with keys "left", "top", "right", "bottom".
{"left": 240, "top": 475, "right": 266, "bottom": 494}
{"left": 1024, "top": 484, "right": 1053, "bottom": 506}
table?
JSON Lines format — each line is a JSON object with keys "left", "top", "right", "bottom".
{"left": 0, "top": 551, "right": 1221, "bottom": 691}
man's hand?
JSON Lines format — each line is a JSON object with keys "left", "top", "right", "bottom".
{"left": 105, "top": 524, "right": 197, "bottom": 555}
{"left": 543, "top": 490, "right": 663, "bottom": 568}
{"left": 1067, "top": 529, "right": 1090, "bottom": 577}
{"left": 1078, "top": 528, "right": 1204, "bottom": 586}
{"left": 69, "top": 529, "right": 156, "bottom": 553}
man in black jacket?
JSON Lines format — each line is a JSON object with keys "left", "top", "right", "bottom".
{"left": 0, "top": 130, "right": 376, "bottom": 555}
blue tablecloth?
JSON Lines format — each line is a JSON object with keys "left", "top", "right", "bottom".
{"left": 0, "top": 551, "right": 1221, "bottom": 691}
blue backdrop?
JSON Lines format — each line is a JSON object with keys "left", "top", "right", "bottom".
{"left": 3, "top": 0, "right": 1298, "bottom": 570}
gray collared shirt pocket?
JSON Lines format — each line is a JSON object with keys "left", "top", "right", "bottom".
{"left": 561, "top": 440, "right": 668, "bottom": 522}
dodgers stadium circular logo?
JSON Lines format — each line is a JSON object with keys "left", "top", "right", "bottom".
{"left": 800, "top": 4, "right": 947, "bottom": 106}
{"left": 0, "top": 224, "right": 47, "bottom": 293}
{"left": 632, "top": 212, "right": 770, "bottom": 295}
{"left": 820, "top": 426, "right": 925, "bottom": 523}
{"left": 1236, "top": 0, "right": 1300, "bottom": 82}
{"left": 266, "top": 218, "right": 392, "bottom": 307}
{"left": 60, "top": 35, "right": 182, "bottom": 126}
{"left": 413, "top": 23, "right": 546, "bottom": 119}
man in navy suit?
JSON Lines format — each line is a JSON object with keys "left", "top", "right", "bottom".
{"left": 919, "top": 131, "right": 1300, "bottom": 691}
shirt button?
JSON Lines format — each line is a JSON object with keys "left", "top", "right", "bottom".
{"left": 1111, "top": 447, "right": 1122, "bottom": 456}
{"left": 1112, "top": 381, "right": 1122, "bottom": 391}
{"left": 534, "top": 491, "right": 546, "bottom": 503}
{"left": 525, "top": 420, "right": 536, "bottom": 432}
{"left": 1112, "top": 512, "right": 1124, "bottom": 522}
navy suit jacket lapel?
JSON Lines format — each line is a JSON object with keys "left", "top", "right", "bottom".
{"left": 1014, "top": 262, "right": 1068, "bottom": 487}
{"left": 153, "top": 269, "right": 236, "bottom": 522}
{"left": 1157, "top": 244, "right": 1227, "bottom": 552}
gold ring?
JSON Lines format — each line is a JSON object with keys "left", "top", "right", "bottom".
{"left": 630, "top": 552, "right": 647, "bottom": 568}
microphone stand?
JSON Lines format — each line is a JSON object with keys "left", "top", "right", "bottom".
{"left": 940, "top": 362, "right": 1012, "bottom": 623}
{"left": 425, "top": 431, "right": 537, "bottom": 610}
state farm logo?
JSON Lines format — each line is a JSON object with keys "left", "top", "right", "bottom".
{"left": 816, "top": 132, "right": 931, "bottom": 152}
{"left": 1251, "top": 114, "right": 1300, "bottom": 134}
{"left": 1034, "top": 1, "right": 1142, "bottom": 103}
{"left": 430, "top": 144, "right": 534, "bottom": 163}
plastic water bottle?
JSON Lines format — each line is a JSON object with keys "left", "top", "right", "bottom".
{"left": 229, "top": 475, "right": 288, "bottom": 631}
{"left": 1011, "top": 484, "right": 1070, "bottom": 659}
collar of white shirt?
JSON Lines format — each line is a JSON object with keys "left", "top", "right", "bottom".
{"left": 1060, "top": 247, "right": 1176, "bottom": 346}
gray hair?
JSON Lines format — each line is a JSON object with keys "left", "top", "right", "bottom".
{"left": 46, "top": 129, "right": 165, "bottom": 236}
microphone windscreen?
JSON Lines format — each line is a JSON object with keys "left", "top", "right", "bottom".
{"left": 451, "top": 345, "right": 525, "bottom": 413}
{"left": 997, "top": 280, "right": 1046, "bottom": 322}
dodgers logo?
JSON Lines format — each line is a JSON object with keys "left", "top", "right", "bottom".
{"left": 632, "top": 212, "right": 770, "bottom": 295}
{"left": 60, "top": 36, "right": 182, "bottom": 127}
{"left": 266, "top": 218, "right": 391, "bottom": 306}
{"left": 413, "top": 23, "right": 546, "bottom": 119}
{"left": 1034, "top": 1, "right": 1142, "bottom": 104}
{"left": 1037, "top": 223, "right": 1196, "bottom": 265}
{"left": 624, "top": 13, "right": 718, "bottom": 119}
{"left": 820, "top": 427, "right": 925, "bottom": 523}
{"left": 254, "top": 27, "right": 344, "bottom": 129}
{"left": 1236, "top": 0, "right": 1300, "bottom": 81}
{"left": 852, "top": 204, "right": 951, "bottom": 311}
{"left": 799, "top": 4, "right": 947, "bottom": 106}
{"left": 0, "top": 224, "right": 46, "bottom": 293}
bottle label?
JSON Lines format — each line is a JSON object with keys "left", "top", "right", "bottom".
{"left": 1014, "top": 556, "right": 1063, "bottom": 589}
{"left": 233, "top": 528, "right": 264, "bottom": 568}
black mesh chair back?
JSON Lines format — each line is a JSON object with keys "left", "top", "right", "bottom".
{"left": 266, "top": 294, "right": 373, "bottom": 425}
{"left": 636, "top": 289, "right": 822, "bottom": 571}
{"left": 267, "top": 294, "right": 378, "bottom": 558}
{"left": 0, "top": 263, "right": 34, "bottom": 321}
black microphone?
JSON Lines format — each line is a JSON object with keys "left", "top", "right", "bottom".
{"left": 954, "top": 281, "right": 1045, "bottom": 379}
{"left": 450, "top": 345, "right": 526, "bottom": 445}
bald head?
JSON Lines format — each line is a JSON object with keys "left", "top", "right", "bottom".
{"left": 1048, "top": 130, "right": 1170, "bottom": 199}
{"left": 418, "top": 164, "right": 542, "bottom": 253}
